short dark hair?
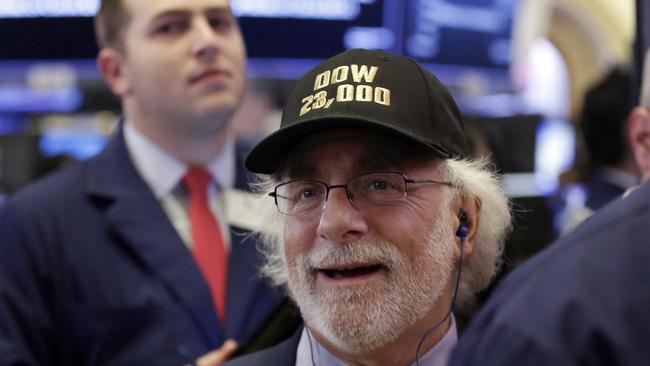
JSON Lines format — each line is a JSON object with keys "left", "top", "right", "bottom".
{"left": 94, "top": 0, "right": 131, "bottom": 51}
{"left": 580, "top": 68, "right": 635, "bottom": 166}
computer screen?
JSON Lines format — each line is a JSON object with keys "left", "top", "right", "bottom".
{"left": 0, "top": 0, "right": 517, "bottom": 89}
{"left": 464, "top": 114, "right": 575, "bottom": 197}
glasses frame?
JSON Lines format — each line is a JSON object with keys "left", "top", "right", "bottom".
{"left": 269, "top": 171, "right": 456, "bottom": 215}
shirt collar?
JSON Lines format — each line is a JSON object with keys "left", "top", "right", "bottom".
{"left": 599, "top": 167, "right": 639, "bottom": 190}
{"left": 415, "top": 315, "right": 458, "bottom": 366}
{"left": 206, "top": 135, "right": 235, "bottom": 191}
{"left": 124, "top": 121, "right": 235, "bottom": 198}
{"left": 296, "top": 315, "right": 458, "bottom": 366}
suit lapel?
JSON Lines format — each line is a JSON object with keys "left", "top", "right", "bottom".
{"left": 234, "top": 141, "right": 257, "bottom": 191}
{"left": 278, "top": 327, "right": 303, "bottom": 365}
{"left": 225, "top": 228, "right": 265, "bottom": 338}
{"left": 226, "top": 142, "right": 278, "bottom": 339}
{"left": 85, "top": 127, "right": 223, "bottom": 347}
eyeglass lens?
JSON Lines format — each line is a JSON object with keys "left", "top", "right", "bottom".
{"left": 275, "top": 173, "right": 407, "bottom": 215}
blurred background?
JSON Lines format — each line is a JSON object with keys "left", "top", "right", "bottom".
{"left": 0, "top": 0, "right": 647, "bottom": 275}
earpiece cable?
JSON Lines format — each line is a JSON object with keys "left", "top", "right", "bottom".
{"left": 415, "top": 234, "right": 465, "bottom": 365}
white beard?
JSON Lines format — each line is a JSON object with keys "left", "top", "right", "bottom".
{"left": 286, "top": 221, "right": 456, "bottom": 354}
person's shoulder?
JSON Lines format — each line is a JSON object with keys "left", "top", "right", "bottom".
{"left": 506, "top": 181, "right": 650, "bottom": 285}
{"left": 224, "top": 327, "right": 302, "bottom": 366}
{"left": 1, "top": 133, "right": 128, "bottom": 217}
{"left": 472, "top": 179, "right": 650, "bottom": 306}
{"left": 450, "top": 182, "right": 650, "bottom": 365}
{"left": 574, "top": 181, "right": 650, "bottom": 234}
{"left": 509, "top": 184, "right": 647, "bottom": 289}
{"left": 0, "top": 161, "right": 92, "bottom": 253}
{"left": 2, "top": 160, "right": 88, "bottom": 214}
{"left": 584, "top": 172, "right": 628, "bottom": 210}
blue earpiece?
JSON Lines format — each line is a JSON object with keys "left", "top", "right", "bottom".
{"left": 456, "top": 210, "right": 469, "bottom": 239}
{"left": 457, "top": 224, "right": 469, "bottom": 239}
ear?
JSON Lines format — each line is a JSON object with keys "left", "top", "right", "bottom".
{"left": 454, "top": 197, "right": 480, "bottom": 262}
{"left": 97, "top": 48, "right": 131, "bottom": 97}
{"left": 628, "top": 106, "right": 650, "bottom": 182}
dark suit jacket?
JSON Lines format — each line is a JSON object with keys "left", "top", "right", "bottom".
{"left": 585, "top": 170, "right": 628, "bottom": 211}
{"left": 225, "top": 326, "right": 302, "bottom": 366}
{"left": 451, "top": 181, "right": 650, "bottom": 366}
{"left": 0, "top": 128, "right": 296, "bottom": 365}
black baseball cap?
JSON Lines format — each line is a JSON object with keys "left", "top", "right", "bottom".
{"left": 245, "top": 48, "right": 470, "bottom": 174}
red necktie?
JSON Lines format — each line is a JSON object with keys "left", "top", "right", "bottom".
{"left": 183, "top": 167, "right": 228, "bottom": 324}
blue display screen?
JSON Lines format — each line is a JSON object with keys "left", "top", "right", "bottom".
{"left": 404, "top": 0, "right": 514, "bottom": 69}
{"left": 0, "top": 0, "right": 386, "bottom": 60}
{"left": 0, "top": 0, "right": 516, "bottom": 82}
{"left": 39, "top": 131, "right": 107, "bottom": 160}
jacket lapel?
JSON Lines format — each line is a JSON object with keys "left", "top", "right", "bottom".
{"left": 84, "top": 127, "right": 223, "bottom": 347}
{"left": 225, "top": 228, "right": 265, "bottom": 338}
{"left": 225, "top": 142, "right": 280, "bottom": 339}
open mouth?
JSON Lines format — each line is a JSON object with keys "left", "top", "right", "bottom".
{"left": 319, "top": 264, "right": 386, "bottom": 280}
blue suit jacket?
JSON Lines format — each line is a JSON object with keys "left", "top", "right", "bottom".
{"left": 0, "top": 129, "right": 290, "bottom": 365}
{"left": 450, "top": 181, "right": 650, "bottom": 366}
{"left": 585, "top": 170, "right": 628, "bottom": 211}
{"left": 225, "top": 327, "right": 302, "bottom": 366}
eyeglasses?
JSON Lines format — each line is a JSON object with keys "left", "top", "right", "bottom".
{"left": 269, "top": 172, "right": 455, "bottom": 216}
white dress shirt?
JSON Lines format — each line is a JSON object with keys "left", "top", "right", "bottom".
{"left": 123, "top": 121, "right": 234, "bottom": 250}
{"left": 295, "top": 315, "right": 458, "bottom": 366}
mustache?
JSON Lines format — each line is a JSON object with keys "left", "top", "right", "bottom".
{"left": 304, "top": 239, "right": 402, "bottom": 273}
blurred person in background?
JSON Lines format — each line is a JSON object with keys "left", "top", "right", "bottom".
{"left": 0, "top": 0, "right": 298, "bottom": 365}
{"left": 224, "top": 48, "right": 512, "bottom": 366}
{"left": 449, "top": 49, "right": 650, "bottom": 366}
{"left": 559, "top": 68, "right": 639, "bottom": 233}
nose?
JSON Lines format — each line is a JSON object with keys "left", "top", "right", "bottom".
{"left": 191, "top": 17, "right": 219, "bottom": 60}
{"left": 317, "top": 187, "right": 368, "bottom": 243}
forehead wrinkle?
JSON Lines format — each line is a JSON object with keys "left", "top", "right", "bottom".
{"left": 283, "top": 139, "right": 422, "bottom": 180}
{"left": 285, "top": 161, "right": 317, "bottom": 180}
{"left": 286, "top": 144, "right": 399, "bottom": 179}
{"left": 357, "top": 148, "right": 404, "bottom": 173}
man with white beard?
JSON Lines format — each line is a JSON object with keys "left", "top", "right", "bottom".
{"left": 224, "top": 49, "right": 513, "bottom": 366}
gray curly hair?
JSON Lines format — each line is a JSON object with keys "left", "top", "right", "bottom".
{"left": 251, "top": 157, "right": 512, "bottom": 310}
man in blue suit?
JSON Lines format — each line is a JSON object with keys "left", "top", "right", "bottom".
{"left": 449, "top": 50, "right": 650, "bottom": 366}
{"left": 0, "top": 0, "right": 298, "bottom": 365}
